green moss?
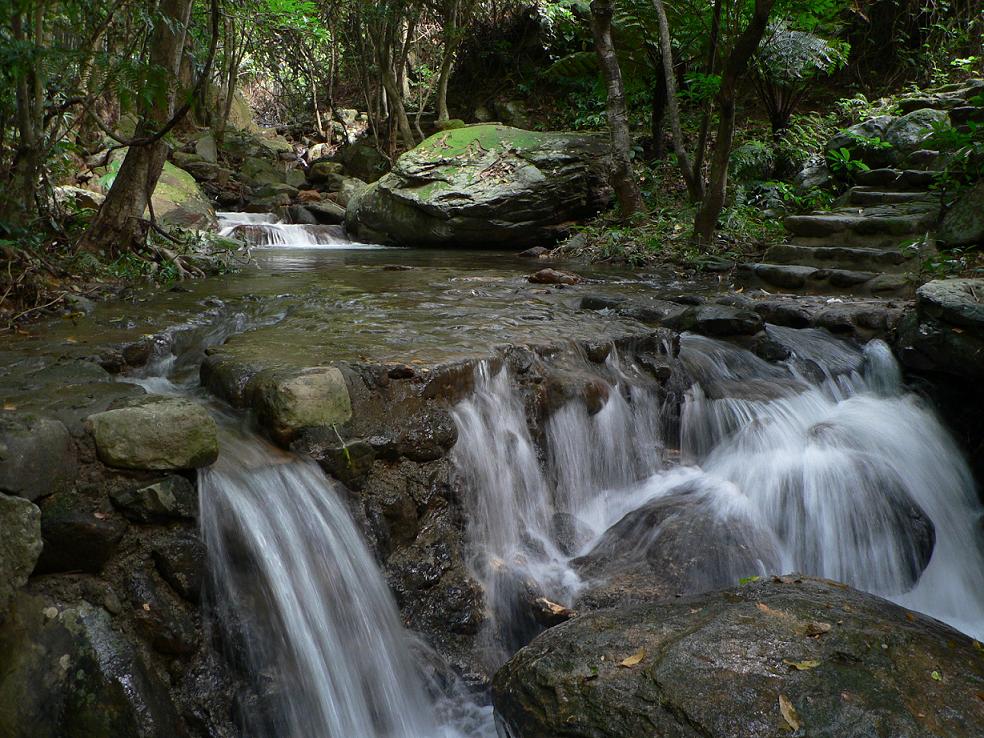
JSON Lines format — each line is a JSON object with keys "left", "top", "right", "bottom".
{"left": 415, "top": 124, "right": 546, "bottom": 158}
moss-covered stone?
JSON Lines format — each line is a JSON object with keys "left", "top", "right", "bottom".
{"left": 346, "top": 124, "right": 612, "bottom": 248}
{"left": 152, "top": 162, "right": 217, "bottom": 230}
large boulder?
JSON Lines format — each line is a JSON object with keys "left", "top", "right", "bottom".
{"left": 153, "top": 161, "right": 217, "bottom": 230}
{"left": 573, "top": 478, "right": 781, "bottom": 610}
{"left": 0, "top": 413, "right": 76, "bottom": 501}
{"left": 345, "top": 125, "right": 612, "bottom": 247}
{"left": 493, "top": 577, "right": 984, "bottom": 738}
{"left": 0, "top": 594, "right": 184, "bottom": 738}
{"left": 250, "top": 367, "right": 353, "bottom": 444}
{"left": 939, "top": 180, "right": 984, "bottom": 247}
{"left": 331, "top": 142, "right": 389, "bottom": 183}
{"left": 87, "top": 397, "right": 218, "bottom": 470}
{"left": 884, "top": 108, "right": 950, "bottom": 154}
{"left": 0, "top": 494, "right": 42, "bottom": 616}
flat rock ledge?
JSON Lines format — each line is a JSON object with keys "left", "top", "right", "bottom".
{"left": 493, "top": 576, "right": 984, "bottom": 738}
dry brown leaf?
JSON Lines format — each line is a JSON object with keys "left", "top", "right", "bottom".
{"left": 779, "top": 694, "right": 801, "bottom": 731}
{"left": 3, "top": 402, "right": 16, "bottom": 411}
{"left": 801, "top": 621, "right": 832, "bottom": 637}
{"left": 619, "top": 648, "right": 646, "bottom": 667}
{"left": 141, "top": 603, "right": 151, "bottom": 612}
{"left": 783, "top": 659, "right": 821, "bottom": 671}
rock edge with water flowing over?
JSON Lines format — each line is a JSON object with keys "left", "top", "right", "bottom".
{"left": 492, "top": 576, "right": 984, "bottom": 738}
{"left": 344, "top": 124, "right": 613, "bottom": 247}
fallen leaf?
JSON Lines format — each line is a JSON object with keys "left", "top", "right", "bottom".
{"left": 619, "top": 648, "right": 646, "bottom": 667}
{"left": 801, "top": 621, "right": 832, "bottom": 637}
{"left": 93, "top": 512, "right": 107, "bottom": 520}
{"left": 3, "top": 402, "right": 16, "bottom": 411}
{"left": 779, "top": 694, "right": 801, "bottom": 731}
{"left": 142, "top": 603, "right": 151, "bottom": 612}
{"left": 976, "top": 691, "right": 984, "bottom": 702}
{"left": 931, "top": 670, "right": 942, "bottom": 681}
{"left": 783, "top": 659, "right": 821, "bottom": 671}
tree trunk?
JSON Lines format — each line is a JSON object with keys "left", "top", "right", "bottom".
{"left": 649, "top": 65, "right": 667, "bottom": 160}
{"left": 435, "top": 38, "right": 458, "bottom": 122}
{"left": 5, "top": 2, "right": 47, "bottom": 226}
{"left": 80, "top": 0, "right": 194, "bottom": 255}
{"left": 651, "top": 0, "right": 701, "bottom": 201}
{"left": 693, "top": 0, "right": 775, "bottom": 244}
{"left": 590, "top": 0, "right": 644, "bottom": 218}
{"left": 693, "top": 0, "right": 723, "bottom": 178}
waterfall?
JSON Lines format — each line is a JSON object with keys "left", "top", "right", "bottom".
{"left": 450, "top": 330, "right": 984, "bottom": 647}
{"left": 218, "top": 211, "right": 385, "bottom": 249}
{"left": 200, "top": 433, "right": 445, "bottom": 738}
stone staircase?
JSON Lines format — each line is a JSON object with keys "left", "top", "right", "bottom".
{"left": 737, "top": 77, "right": 984, "bottom": 296}
{"left": 738, "top": 173, "right": 941, "bottom": 296}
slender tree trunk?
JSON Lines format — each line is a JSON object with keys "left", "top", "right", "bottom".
{"left": 80, "top": 0, "right": 194, "bottom": 255}
{"left": 590, "top": 0, "right": 644, "bottom": 217}
{"left": 649, "top": 53, "right": 667, "bottom": 159}
{"left": 651, "top": 0, "right": 701, "bottom": 201}
{"left": 693, "top": 0, "right": 723, "bottom": 178}
{"left": 5, "top": 2, "right": 47, "bottom": 226}
{"left": 694, "top": 0, "right": 775, "bottom": 244}
{"left": 435, "top": 38, "right": 458, "bottom": 122}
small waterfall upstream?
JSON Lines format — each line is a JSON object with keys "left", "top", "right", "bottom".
{"left": 451, "top": 329, "right": 984, "bottom": 650}
{"left": 218, "top": 211, "right": 385, "bottom": 249}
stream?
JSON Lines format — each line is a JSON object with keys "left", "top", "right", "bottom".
{"left": 4, "top": 213, "right": 982, "bottom": 737}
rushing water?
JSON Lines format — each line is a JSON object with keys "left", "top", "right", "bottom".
{"left": 122, "top": 309, "right": 492, "bottom": 738}
{"left": 452, "top": 329, "right": 984, "bottom": 648}
{"left": 219, "top": 210, "right": 385, "bottom": 249}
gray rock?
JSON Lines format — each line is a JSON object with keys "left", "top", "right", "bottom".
{"left": 153, "top": 534, "right": 205, "bottom": 604}
{"left": 939, "top": 181, "right": 984, "bottom": 247}
{"left": 825, "top": 115, "right": 895, "bottom": 169}
{"left": 0, "top": 494, "right": 41, "bottom": 617}
{"left": 331, "top": 142, "right": 389, "bottom": 183}
{"left": 109, "top": 475, "right": 197, "bottom": 523}
{"left": 0, "top": 594, "right": 183, "bottom": 738}
{"left": 88, "top": 397, "right": 218, "bottom": 470}
{"left": 917, "top": 278, "right": 984, "bottom": 328}
{"left": 885, "top": 108, "right": 950, "bottom": 154}
{"left": 303, "top": 199, "right": 346, "bottom": 225}
{"left": 124, "top": 567, "right": 198, "bottom": 655}
{"left": 0, "top": 414, "right": 76, "bottom": 501}
{"left": 195, "top": 132, "right": 218, "bottom": 163}
{"left": 332, "top": 176, "right": 368, "bottom": 207}
{"left": 691, "top": 304, "right": 763, "bottom": 337}
{"left": 346, "top": 125, "right": 612, "bottom": 248}
{"left": 36, "top": 493, "right": 127, "bottom": 574}
{"left": 308, "top": 160, "right": 345, "bottom": 183}
{"left": 250, "top": 367, "right": 352, "bottom": 444}
{"left": 493, "top": 577, "right": 984, "bottom": 738}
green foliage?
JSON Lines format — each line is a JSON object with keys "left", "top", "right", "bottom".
{"left": 827, "top": 147, "right": 870, "bottom": 176}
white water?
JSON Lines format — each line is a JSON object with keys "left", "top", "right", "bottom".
{"left": 123, "top": 316, "right": 491, "bottom": 738}
{"left": 451, "top": 330, "right": 984, "bottom": 645}
{"left": 219, "top": 211, "right": 385, "bottom": 250}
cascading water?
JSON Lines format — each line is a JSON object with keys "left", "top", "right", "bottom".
{"left": 200, "top": 432, "right": 446, "bottom": 738}
{"left": 451, "top": 328, "right": 984, "bottom": 648}
{"left": 219, "top": 211, "right": 385, "bottom": 249}
{"left": 123, "top": 313, "right": 490, "bottom": 738}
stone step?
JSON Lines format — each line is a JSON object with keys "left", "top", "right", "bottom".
{"left": 736, "top": 263, "right": 912, "bottom": 296}
{"left": 853, "top": 168, "right": 941, "bottom": 189}
{"left": 763, "top": 244, "right": 912, "bottom": 273}
{"left": 784, "top": 208, "right": 937, "bottom": 240}
{"left": 847, "top": 188, "right": 936, "bottom": 206}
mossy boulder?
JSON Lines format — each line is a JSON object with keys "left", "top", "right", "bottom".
{"left": 0, "top": 495, "right": 41, "bottom": 617}
{"left": 250, "top": 367, "right": 353, "bottom": 444}
{"left": 0, "top": 413, "right": 76, "bottom": 502}
{"left": 493, "top": 577, "right": 984, "bottom": 738}
{"left": 152, "top": 161, "right": 217, "bottom": 230}
{"left": 939, "top": 180, "right": 984, "bottom": 247}
{"left": 346, "top": 124, "right": 612, "bottom": 248}
{"left": 0, "top": 594, "right": 183, "bottom": 738}
{"left": 87, "top": 396, "right": 218, "bottom": 470}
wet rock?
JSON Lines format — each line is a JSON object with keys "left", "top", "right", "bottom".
{"left": 579, "top": 294, "right": 625, "bottom": 311}
{"left": 551, "top": 512, "right": 591, "bottom": 557}
{"left": 517, "top": 246, "right": 551, "bottom": 258}
{"left": 492, "top": 577, "right": 984, "bottom": 738}
{"left": 753, "top": 299, "right": 813, "bottom": 328}
{"left": 346, "top": 125, "right": 612, "bottom": 248}
{"left": 109, "top": 475, "right": 197, "bottom": 523}
{"left": 303, "top": 199, "right": 346, "bottom": 225}
{"left": 572, "top": 479, "right": 780, "bottom": 610}
{"left": 0, "top": 413, "right": 76, "bottom": 501}
{"left": 397, "top": 408, "right": 458, "bottom": 462}
{"left": 897, "top": 279, "right": 984, "bottom": 381}
{"left": 690, "top": 304, "right": 763, "bottom": 337}
{"left": 315, "top": 438, "right": 377, "bottom": 489}
{"left": 152, "top": 533, "right": 206, "bottom": 604}
{"left": 918, "top": 278, "right": 984, "bottom": 328}
{"left": 125, "top": 567, "right": 198, "bottom": 655}
{"left": 250, "top": 367, "right": 352, "bottom": 444}
{"left": 528, "top": 268, "right": 582, "bottom": 285}
{"left": 0, "top": 494, "right": 42, "bottom": 616}
{"left": 0, "top": 594, "right": 185, "bottom": 738}
{"left": 35, "top": 493, "right": 127, "bottom": 574}
{"left": 88, "top": 397, "right": 218, "bottom": 470}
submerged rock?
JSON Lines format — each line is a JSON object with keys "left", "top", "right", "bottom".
{"left": 346, "top": 125, "right": 612, "bottom": 247}
{"left": 493, "top": 577, "right": 984, "bottom": 738}
{"left": 573, "top": 479, "right": 780, "bottom": 609}
{"left": 528, "top": 268, "right": 582, "bottom": 285}
{"left": 0, "top": 494, "right": 42, "bottom": 616}
{"left": 87, "top": 397, "right": 218, "bottom": 470}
